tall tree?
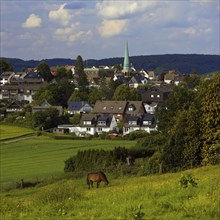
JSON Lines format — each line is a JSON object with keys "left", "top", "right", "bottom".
{"left": 200, "top": 75, "right": 220, "bottom": 164}
{"left": 37, "top": 61, "right": 53, "bottom": 82}
{"left": 74, "top": 55, "right": 89, "bottom": 92}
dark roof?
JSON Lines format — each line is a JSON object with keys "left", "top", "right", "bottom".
{"left": 23, "top": 71, "right": 42, "bottom": 79}
{"left": 130, "top": 75, "right": 146, "bottom": 83}
{"left": 68, "top": 101, "right": 88, "bottom": 110}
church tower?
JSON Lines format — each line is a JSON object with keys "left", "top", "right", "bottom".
{"left": 122, "top": 41, "right": 130, "bottom": 75}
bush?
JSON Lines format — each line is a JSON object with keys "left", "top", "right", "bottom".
{"left": 125, "top": 130, "right": 148, "bottom": 140}
{"left": 64, "top": 147, "right": 130, "bottom": 173}
{"left": 179, "top": 174, "right": 198, "bottom": 188}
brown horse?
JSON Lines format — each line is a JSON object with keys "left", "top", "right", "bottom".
{"left": 87, "top": 171, "right": 109, "bottom": 189}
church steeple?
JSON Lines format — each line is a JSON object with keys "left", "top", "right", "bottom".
{"left": 123, "top": 41, "right": 130, "bottom": 73}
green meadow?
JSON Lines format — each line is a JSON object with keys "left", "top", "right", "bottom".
{"left": 0, "top": 165, "right": 219, "bottom": 219}
{"left": 0, "top": 135, "right": 136, "bottom": 182}
{"left": 0, "top": 125, "right": 219, "bottom": 219}
{"left": 0, "top": 125, "right": 34, "bottom": 141}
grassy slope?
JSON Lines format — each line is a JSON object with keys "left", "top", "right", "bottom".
{"left": 0, "top": 125, "right": 34, "bottom": 141}
{"left": 0, "top": 136, "right": 136, "bottom": 182}
{"left": 0, "top": 165, "right": 219, "bottom": 219}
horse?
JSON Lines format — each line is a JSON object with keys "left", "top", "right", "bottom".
{"left": 87, "top": 171, "right": 109, "bottom": 189}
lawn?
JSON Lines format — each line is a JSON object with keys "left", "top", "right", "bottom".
{"left": 0, "top": 135, "right": 136, "bottom": 182}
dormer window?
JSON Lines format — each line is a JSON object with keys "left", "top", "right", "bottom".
{"left": 98, "top": 121, "right": 106, "bottom": 125}
{"left": 128, "top": 104, "right": 135, "bottom": 111}
{"left": 84, "top": 121, "right": 91, "bottom": 125}
{"left": 128, "top": 121, "right": 137, "bottom": 125}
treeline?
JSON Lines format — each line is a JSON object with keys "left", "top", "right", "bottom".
{"left": 64, "top": 75, "right": 220, "bottom": 176}
{"left": 1, "top": 54, "right": 220, "bottom": 74}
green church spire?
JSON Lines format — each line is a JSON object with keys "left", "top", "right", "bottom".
{"left": 123, "top": 41, "right": 130, "bottom": 73}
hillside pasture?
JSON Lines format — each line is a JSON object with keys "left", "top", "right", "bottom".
{"left": 0, "top": 125, "right": 34, "bottom": 141}
{"left": 0, "top": 135, "right": 136, "bottom": 182}
{"left": 0, "top": 165, "right": 219, "bottom": 219}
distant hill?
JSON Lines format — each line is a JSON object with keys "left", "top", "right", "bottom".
{"left": 1, "top": 54, "right": 220, "bottom": 74}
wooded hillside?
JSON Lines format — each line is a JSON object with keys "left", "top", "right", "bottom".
{"left": 1, "top": 54, "right": 220, "bottom": 74}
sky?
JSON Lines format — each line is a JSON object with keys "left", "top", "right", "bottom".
{"left": 0, "top": 0, "right": 220, "bottom": 61}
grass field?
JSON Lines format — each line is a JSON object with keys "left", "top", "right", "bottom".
{"left": 0, "top": 125, "right": 34, "bottom": 141}
{"left": 0, "top": 126, "right": 219, "bottom": 219}
{"left": 0, "top": 165, "right": 219, "bottom": 219}
{"left": 0, "top": 135, "right": 136, "bottom": 182}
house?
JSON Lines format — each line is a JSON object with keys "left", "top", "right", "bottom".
{"left": 6, "top": 101, "right": 24, "bottom": 113}
{"left": 79, "top": 113, "right": 118, "bottom": 136}
{"left": 67, "top": 101, "right": 93, "bottom": 115}
{"left": 147, "top": 71, "right": 156, "bottom": 80}
{"left": 143, "top": 102, "right": 158, "bottom": 114}
{"left": 0, "top": 71, "right": 46, "bottom": 103}
{"left": 164, "top": 70, "right": 182, "bottom": 84}
{"left": 113, "top": 74, "right": 128, "bottom": 84}
{"left": 123, "top": 114, "right": 157, "bottom": 135}
{"left": 0, "top": 72, "right": 15, "bottom": 85}
{"left": 125, "top": 101, "right": 146, "bottom": 115}
{"left": 32, "top": 100, "right": 63, "bottom": 116}
{"left": 129, "top": 74, "right": 148, "bottom": 88}
{"left": 141, "top": 114, "right": 157, "bottom": 133}
{"left": 141, "top": 84, "right": 173, "bottom": 104}
{"left": 53, "top": 124, "right": 80, "bottom": 135}
{"left": 93, "top": 100, "right": 127, "bottom": 122}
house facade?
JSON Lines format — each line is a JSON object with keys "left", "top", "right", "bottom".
{"left": 79, "top": 114, "right": 118, "bottom": 136}
{"left": 123, "top": 114, "right": 157, "bottom": 136}
{"left": 93, "top": 100, "right": 127, "bottom": 122}
{"left": 0, "top": 71, "right": 46, "bottom": 103}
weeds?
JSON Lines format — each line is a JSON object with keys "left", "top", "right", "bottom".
{"left": 179, "top": 174, "right": 198, "bottom": 188}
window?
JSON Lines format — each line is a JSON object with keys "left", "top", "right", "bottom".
{"left": 98, "top": 127, "right": 102, "bottom": 132}
{"left": 98, "top": 121, "right": 106, "bottom": 125}
{"left": 157, "top": 94, "right": 160, "bottom": 98}
{"left": 103, "top": 106, "right": 106, "bottom": 110}
{"left": 86, "top": 128, "right": 91, "bottom": 131}
{"left": 125, "top": 128, "right": 129, "bottom": 132}
{"left": 151, "top": 94, "right": 154, "bottom": 98}
{"left": 84, "top": 121, "right": 91, "bottom": 125}
{"left": 129, "top": 121, "right": 137, "bottom": 125}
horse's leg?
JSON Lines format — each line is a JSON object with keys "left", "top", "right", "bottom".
{"left": 91, "top": 181, "right": 93, "bottom": 188}
{"left": 97, "top": 182, "right": 100, "bottom": 188}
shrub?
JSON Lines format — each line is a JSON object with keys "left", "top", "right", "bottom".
{"left": 126, "top": 204, "right": 145, "bottom": 220}
{"left": 179, "top": 174, "right": 198, "bottom": 188}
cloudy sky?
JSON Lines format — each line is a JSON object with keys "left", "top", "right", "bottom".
{"left": 1, "top": 0, "right": 219, "bottom": 60}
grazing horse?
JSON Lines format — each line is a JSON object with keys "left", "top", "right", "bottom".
{"left": 87, "top": 171, "right": 109, "bottom": 189}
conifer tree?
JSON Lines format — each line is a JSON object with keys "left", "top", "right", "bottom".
{"left": 74, "top": 55, "right": 89, "bottom": 92}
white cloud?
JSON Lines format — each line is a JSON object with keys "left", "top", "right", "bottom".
{"left": 22, "top": 14, "right": 42, "bottom": 28}
{"left": 68, "top": 30, "right": 92, "bottom": 44}
{"left": 96, "top": 1, "right": 156, "bottom": 19}
{"left": 98, "top": 19, "right": 128, "bottom": 37}
{"left": 49, "top": 3, "right": 72, "bottom": 26}
{"left": 54, "top": 23, "right": 92, "bottom": 44}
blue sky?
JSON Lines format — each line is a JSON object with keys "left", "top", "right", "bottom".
{"left": 1, "top": 0, "right": 219, "bottom": 60}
